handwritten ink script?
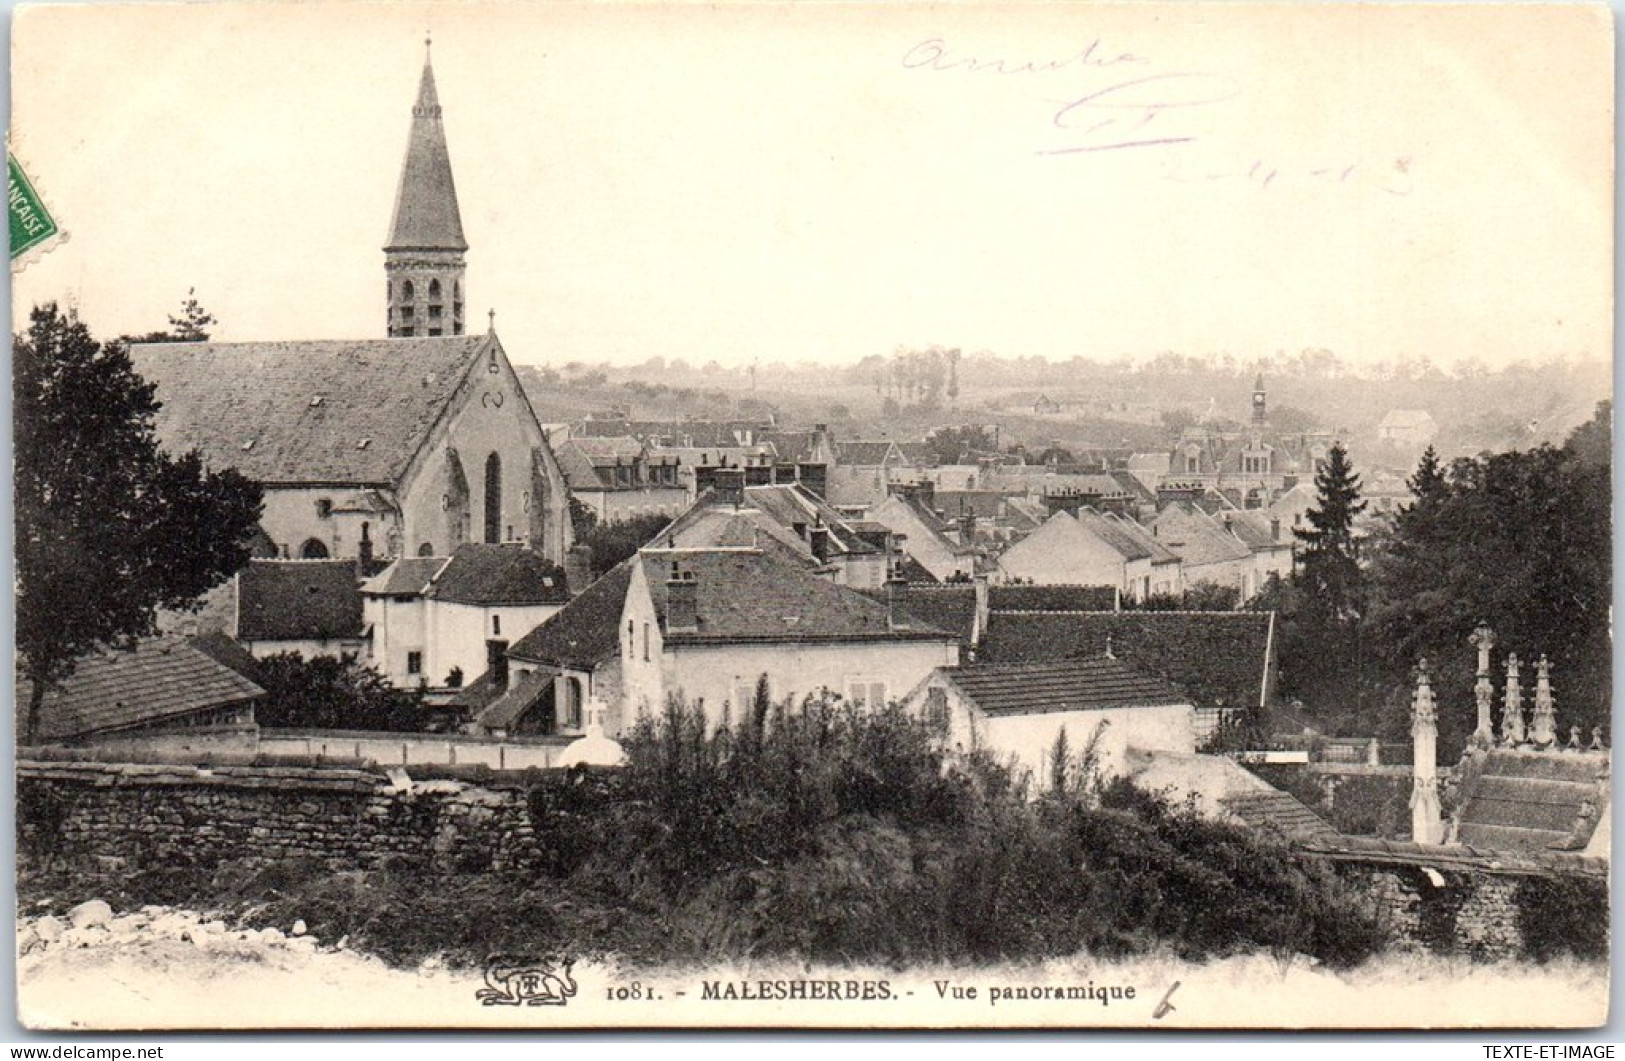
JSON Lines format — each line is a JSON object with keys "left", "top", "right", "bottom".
{"left": 901, "top": 36, "right": 1237, "bottom": 156}
{"left": 899, "top": 36, "right": 1412, "bottom": 193}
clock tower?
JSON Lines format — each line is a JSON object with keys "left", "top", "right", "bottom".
{"left": 1251, "top": 373, "right": 1268, "bottom": 426}
{"left": 385, "top": 39, "right": 467, "bottom": 338}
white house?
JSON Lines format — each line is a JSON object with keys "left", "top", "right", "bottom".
{"left": 235, "top": 560, "right": 368, "bottom": 660}
{"left": 904, "top": 658, "right": 1197, "bottom": 784}
{"left": 996, "top": 510, "right": 1180, "bottom": 601}
{"left": 864, "top": 493, "right": 977, "bottom": 582}
{"left": 618, "top": 541, "right": 961, "bottom": 731}
{"left": 362, "top": 543, "right": 571, "bottom": 689}
{"left": 1377, "top": 409, "right": 1439, "bottom": 446}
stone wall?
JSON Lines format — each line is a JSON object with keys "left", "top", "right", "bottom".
{"left": 1310, "top": 844, "right": 1608, "bottom": 961}
{"left": 17, "top": 759, "right": 563, "bottom": 875}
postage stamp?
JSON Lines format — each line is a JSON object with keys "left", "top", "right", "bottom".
{"left": 9, "top": 0, "right": 1612, "bottom": 1034}
{"left": 8, "top": 153, "right": 65, "bottom": 272}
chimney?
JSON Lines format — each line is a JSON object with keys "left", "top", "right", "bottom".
{"left": 1269, "top": 517, "right": 1281, "bottom": 542}
{"left": 564, "top": 544, "right": 594, "bottom": 596}
{"left": 972, "top": 575, "right": 989, "bottom": 646}
{"left": 666, "top": 562, "right": 698, "bottom": 633}
{"left": 809, "top": 515, "right": 830, "bottom": 562}
{"left": 1410, "top": 658, "right": 1444, "bottom": 845}
{"left": 714, "top": 467, "right": 746, "bottom": 508}
{"left": 885, "top": 567, "right": 910, "bottom": 630}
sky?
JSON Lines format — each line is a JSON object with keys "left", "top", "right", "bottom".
{"left": 9, "top": 2, "right": 1614, "bottom": 371}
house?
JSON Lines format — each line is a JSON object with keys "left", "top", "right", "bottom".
{"left": 1220, "top": 510, "right": 1295, "bottom": 593}
{"left": 1377, "top": 409, "right": 1438, "bottom": 446}
{"left": 996, "top": 510, "right": 1181, "bottom": 602}
{"left": 904, "top": 657, "right": 1196, "bottom": 782}
{"left": 128, "top": 48, "right": 573, "bottom": 567}
{"left": 1149, "top": 502, "right": 1256, "bottom": 599}
{"left": 17, "top": 635, "right": 264, "bottom": 753}
{"left": 979, "top": 608, "right": 1278, "bottom": 743}
{"left": 865, "top": 493, "right": 978, "bottom": 582}
{"left": 483, "top": 560, "right": 640, "bottom": 736}
{"left": 619, "top": 541, "right": 961, "bottom": 730}
{"left": 362, "top": 542, "right": 571, "bottom": 690}
{"left": 826, "top": 439, "right": 907, "bottom": 510}
{"left": 557, "top": 435, "right": 687, "bottom": 525}
{"left": 661, "top": 475, "right": 893, "bottom": 589}
{"left": 235, "top": 560, "right": 368, "bottom": 660}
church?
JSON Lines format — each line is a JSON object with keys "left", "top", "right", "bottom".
{"left": 131, "top": 46, "right": 572, "bottom": 566}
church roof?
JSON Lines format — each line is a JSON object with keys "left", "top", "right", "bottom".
{"left": 386, "top": 55, "right": 468, "bottom": 252}
{"left": 131, "top": 334, "right": 494, "bottom": 485}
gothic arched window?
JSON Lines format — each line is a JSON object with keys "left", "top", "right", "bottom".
{"left": 429, "top": 279, "right": 441, "bottom": 299}
{"left": 401, "top": 279, "right": 415, "bottom": 301}
{"left": 484, "top": 452, "right": 503, "bottom": 544}
{"left": 300, "top": 538, "right": 330, "bottom": 559}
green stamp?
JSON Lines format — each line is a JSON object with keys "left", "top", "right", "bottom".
{"left": 9, "top": 154, "right": 59, "bottom": 261}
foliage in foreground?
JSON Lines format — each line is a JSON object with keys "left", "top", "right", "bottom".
{"left": 20, "top": 697, "right": 1390, "bottom": 971}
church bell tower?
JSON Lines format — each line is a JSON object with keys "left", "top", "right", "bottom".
{"left": 385, "top": 39, "right": 467, "bottom": 338}
{"left": 1251, "top": 373, "right": 1268, "bottom": 426}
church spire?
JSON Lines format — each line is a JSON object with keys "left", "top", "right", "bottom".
{"left": 386, "top": 40, "right": 467, "bottom": 337}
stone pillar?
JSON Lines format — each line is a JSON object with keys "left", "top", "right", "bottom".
{"left": 1469, "top": 622, "right": 1497, "bottom": 748}
{"left": 1530, "top": 655, "right": 1558, "bottom": 749}
{"left": 1410, "top": 659, "right": 1444, "bottom": 845}
{"left": 1500, "top": 653, "right": 1526, "bottom": 747}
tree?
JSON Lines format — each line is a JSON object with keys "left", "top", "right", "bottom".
{"left": 15, "top": 304, "right": 263, "bottom": 742}
{"left": 578, "top": 511, "right": 673, "bottom": 578}
{"left": 121, "top": 288, "right": 219, "bottom": 344}
{"left": 1294, "top": 443, "right": 1367, "bottom": 624}
{"left": 253, "top": 653, "right": 428, "bottom": 731}
{"left": 168, "top": 288, "right": 217, "bottom": 341}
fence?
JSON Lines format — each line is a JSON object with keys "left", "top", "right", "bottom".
{"left": 258, "top": 728, "right": 578, "bottom": 771}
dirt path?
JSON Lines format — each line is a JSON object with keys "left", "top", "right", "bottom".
{"left": 16, "top": 909, "right": 1608, "bottom": 1031}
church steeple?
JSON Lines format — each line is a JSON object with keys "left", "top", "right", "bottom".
{"left": 386, "top": 38, "right": 467, "bottom": 337}
{"left": 1251, "top": 373, "right": 1267, "bottom": 426}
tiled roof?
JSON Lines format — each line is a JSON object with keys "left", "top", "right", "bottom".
{"left": 1224, "top": 511, "right": 1288, "bottom": 551}
{"left": 861, "top": 585, "right": 977, "bottom": 646}
{"left": 1454, "top": 750, "right": 1609, "bottom": 854}
{"left": 1070, "top": 509, "right": 1151, "bottom": 562}
{"left": 474, "top": 670, "right": 555, "bottom": 732}
{"left": 130, "top": 335, "right": 492, "bottom": 484}
{"left": 18, "top": 637, "right": 265, "bottom": 744}
{"left": 1222, "top": 790, "right": 1339, "bottom": 840}
{"left": 661, "top": 485, "right": 878, "bottom": 560}
{"left": 981, "top": 610, "right": 1275, "bottom": 710}
{"left": 1150, "top": 504, "right": 1253, "bottom": 567}
{"left": 189, "top": 631, "right": 264, "bottom": 684}
{"left": 989, "top": 584, "right": 1117, "bottom": 612}
{"left": 838, "top": 440, "right": 899, "bottom": 466}
{"left": 577, "top": 420, "right": 768, "bottom": 446}
{"left": 896, "top": 442, "right": 935, "bottom": 465}
{"left": 942, "top": 658, "right": 1189, "bottom": 716}
{"left": 386, "top": 58, "right": 468, "bottom": 252}
{"left": 362, "top": 556, "right": 449, "bottom": 597}
{"left": 1379, "top": 409, "right": 1437, "bottom": 429}
{"left": 508, "top": 561, "right": 635, "bottom": 669}
{"left": 237, "top": 560, "right": 364, "bottom": 642}
{"left": 572, "top": 436, "right": 646, "bottom": 462}
{"left": 426, "top": 544, "right": 571, "bottom": 606}
{"left": 556, "top": 444, "right": 607, "bottom": 490}
{"left": 644, "top": 548, "right": 952, "bottom": 644}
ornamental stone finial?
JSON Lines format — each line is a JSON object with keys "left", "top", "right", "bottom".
{"left": 1530, "top": 654, "right": 1558, "bottom": 749}
{"left": 1410, "top": 658, "right": 1443, "bottom": 845}
{"left": 1501, "top": 653, "right": 1526, "bottom": 746}
{"left": 1470, "top": 623, "right": 1497, "bottom": 748}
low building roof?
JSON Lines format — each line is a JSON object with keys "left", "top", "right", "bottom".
{"left": 130, "top": 335, "right": 497, "bottom": 485}
{"left": 556, "top": 444, "right": 609, "bottom": 490}
{"left": 474, "top": 670, "right": 556, "bottom": 732}
{"left": 507, "top": 561, "right": 636, "bottom": 670}
{"left": 838, "top": 440, "right": 900, "bottom": 466}
{"left": 1150, "top": 503, "right": 1253, "bottom": 567}
{"left": 1222, "top": 790, "right": 1339, "bottom": 840}
{"left": 427, "top": 543, "right": 571, "bottom": 606}
{"left": 989, "top": 584, "right": 1118, "bottom": 612}
{"left": 981, "top": 610, "right": 1276, "bottom": 710}
{"left": 940, "top": 658, "right": 1189, "bottom": 716}
{"left": 361, "top": 556, "right": 450, "bottom": 597}
{"left": 237, "top": 560, "right": 364, "bottom": 642}
{"left": 643, "top": 546, "right": 952, "bottom": 645}
{"left": 18, "top": 636, "right": 265, "bottom": 744}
